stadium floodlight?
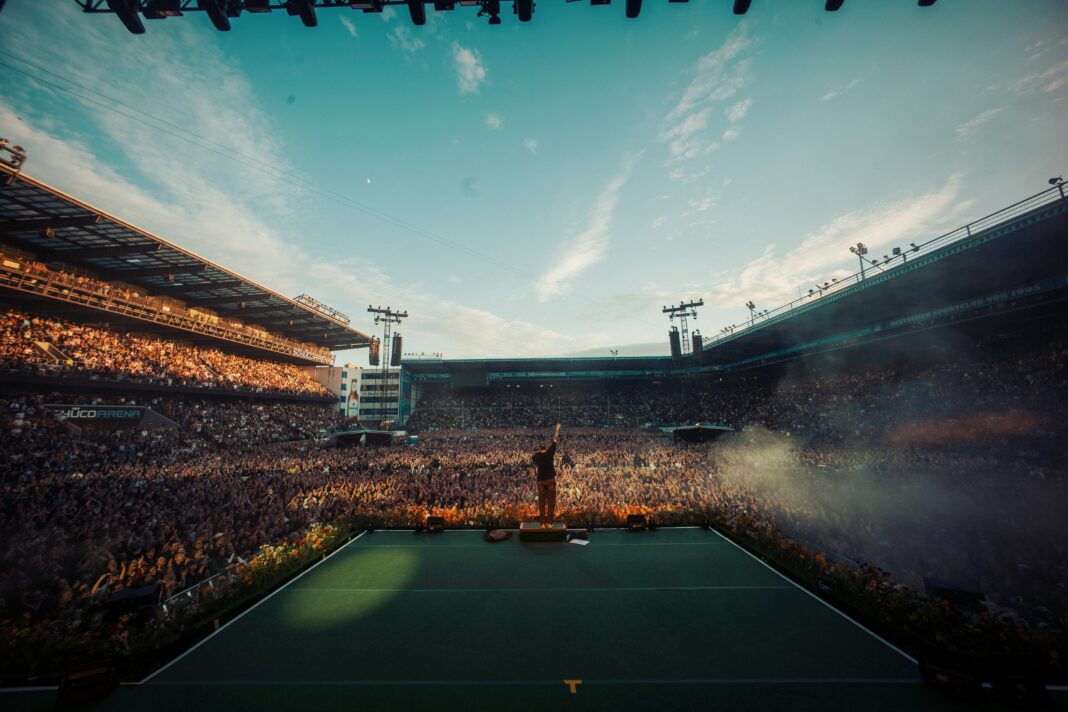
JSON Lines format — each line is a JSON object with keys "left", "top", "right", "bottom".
{"left": 286, "top": 0, "right": 319, "bottom": 26}
{"left": 733, "top": 0, "right": 752, "bottom": 14}
{"left": 105, "top": 0, "right": 145, "bottom": 33}
{"left": 144, "top": 0, "right": 183, "bottom": 19}
{"left": 517, "top": 0, "right": 534, "bottom": 22}
{"left": 625, "top": 0, "right": 641, "bottom": 18}
{"left": 1050, "top": 176, "right": 1064, "bottom": 185}
{"left": 407, "top": 0, "right": 427, "bottom": 25}
{"left": 825, "top": 0, "right": 844, "bottom": 10}
{"left": 197, "top": 0, "right": 231, "bottom": 30}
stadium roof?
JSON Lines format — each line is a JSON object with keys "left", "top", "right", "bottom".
{"left": 0, "top": 165, "right": 371, "bottom": 352}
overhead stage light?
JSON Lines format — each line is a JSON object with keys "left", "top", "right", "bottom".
{"left": 286, "top": 0, "right": 319, "bottom": 26}
{"left": 733, "top": 0, "right": 751, "bottom": 13}
{"left": 624, "top": 0, "right": 641, "bottom": 18}
{"left": 144, "top": 0, "right": 183, "bottom": 19}
{"left": 245, "top": 0, "right": 272, "bottom": 12}
{"left": 825, "top": 0, "right": 845, "bottom": 10}
{"left": 407, "top": 0, "right": 427, "bottom": 25}
{"left": 105, "top": 0, "right": 145, "bottom": 33}
{"left": 197, "top": 0, "right": 231, "bottom": 30}
{"left": 918, "top": 0, "right": 937, "bottom": 5}
{"left": 516, "top": 0, "right": 533, "bottom": 21}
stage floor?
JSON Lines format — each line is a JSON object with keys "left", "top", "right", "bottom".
{"left": 8, "top": 528, "right": 997, "bottom": 711}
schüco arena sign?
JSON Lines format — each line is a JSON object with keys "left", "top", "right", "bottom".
{"left": 45, "top": 405, "right": 146, "bottom": 422}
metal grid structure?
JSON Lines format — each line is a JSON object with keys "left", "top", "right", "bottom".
{"left": 0, "top": 164, "right": 372, "bottom": 362}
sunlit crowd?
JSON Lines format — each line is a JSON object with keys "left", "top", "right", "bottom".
{"left": 0, "top": 309, "right": 329, "bottom": 396}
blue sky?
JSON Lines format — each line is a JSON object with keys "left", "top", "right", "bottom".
{"left": 0, "top": 1, "right": 1065, "bottom": 361}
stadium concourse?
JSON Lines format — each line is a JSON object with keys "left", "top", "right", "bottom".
{"left": 1, "top": 166, "right": 1067, "bottom": 709}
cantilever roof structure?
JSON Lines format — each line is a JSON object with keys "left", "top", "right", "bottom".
{"left": 0, "top": 164, "right": 371, "bottom": 353}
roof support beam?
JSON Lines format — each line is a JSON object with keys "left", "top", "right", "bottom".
{"left": 64, "top": 243, "right": 161, "bottom": 258}
{"left": 187, "top": 294, "right": 264, "bottom": 306}
{"left": 0, "top": 214, "right": 102, "bottom": 233}
{"left": 114, "top": 264, "right": 209, "bottom": 279}
{"left": 163, "top": 280, "right": 244, "bottom": 294}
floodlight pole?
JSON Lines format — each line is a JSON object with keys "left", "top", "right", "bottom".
{"left": 367, "top": 305, "right": 408, "bottom": 426}
{"left": 662, "top": 299, "right": 704, "bottom": 355}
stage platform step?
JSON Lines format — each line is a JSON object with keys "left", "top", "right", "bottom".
{"left": 518, "top": 522, "right": 568, "bottom": 542}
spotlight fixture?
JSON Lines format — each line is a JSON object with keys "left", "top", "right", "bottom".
{"left": 918, "top": 0, "right": 937, "bottom": 6}
{"left": 407, "top": 0, "right": 427, "bottom": 25}
{"left": 245, "top": 0, "right": 271, "bottom": 11}
{"left": 286, "top": 0, "right": 319, "bottom": 26}
{"left": 1050, "top": 176, "right": 1064, "bottom": 185}
{"left": 733, "top": 0, "right": 752, "bottom": 14}
{"left": 105, "top": 0, "right": 145, "bottom": 33}
{"left": 825, "top": 0, "right": 844, "bottom": 10}
{"left": 144, "top": 0, "right": 183, "bottom": 19}
{"left": 197, "top": 0, "right": 231, "bottom": 30}
{"left": 625, "top": 0, "right": 641, "bottom": 18}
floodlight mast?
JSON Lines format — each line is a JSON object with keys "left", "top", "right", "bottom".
{"left": 367, "top": 305, "right": 408, "bottom": 426}
{"left": 662, "top": 299, "right": 703, "bottom": 356}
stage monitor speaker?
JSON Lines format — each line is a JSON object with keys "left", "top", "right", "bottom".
{"left": 56, "top": 657, "right": 117, "bottom": 708}
{"left": 369, "top": 337, "right": 380, "bottom": 366}
{"left": 426, "top": 515, "right": 445, "bottom": 533}
{"left": 668, "top": 328, "right": 681, "bottom": 359}
{"left": 627, "top": 514, "right": 646, "bottom": 531}
{"left": 391, "top": 334, "right": 403, "bottom": 366}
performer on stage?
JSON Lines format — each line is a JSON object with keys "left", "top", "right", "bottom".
{"left": 532, "top": 423, "right": 561, "bottom": 528}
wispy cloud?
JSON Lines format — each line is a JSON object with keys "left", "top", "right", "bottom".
{"left": 388, "top": 25, "right": 425, "bottom": 54}
{"left": 725, "top": 97, "right": 752, "bottom": 122}
{"left": 339, "top": 15, "right": 358, "bottom": 39}
{"left": 704, "top": 171, "right": 970, "bottom": 308}
{"left": 523, "top": 137, "right": 539, "bottom": 154}
{"left": 955, "top": 107, "right": 1006, "bottom": 140}
{"left": 821, "top": 78, "right": 860, "bottom": 102}
{"left": 535, "top": 152, "right": 643, "bottom": 302}
{"left": 452, "top": 41, "right": 487, "bottom": 95}
{"left": 1015, "top": 59, "right": 1068, "bottom": 94}
{"left": 658, "top": 25, "right": 754, "bottom": 169}
{"left": 722, "top": 126, "right": 741, "bottom": 143}
{"left": 485, "top": 112, "right": 502, "bottom": 130}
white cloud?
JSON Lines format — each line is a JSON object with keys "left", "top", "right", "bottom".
{"left": 658, "top": 26, "right": 754, "bottom": 164}
{"left": 1016, "top": 59, "right": 1068, "bottom": 94}
{"left": 388, "top": 25, "right": 425, "bottom": 54}
{"left": 535, "top": 152, "right": 643, "bottom": 301}
{"left": 955, "top": 107, "right": 1006, "bottom": 140}
{"left": 339, "top": 15, "right": 358, "bottom": 39}
{"left": 0, "top": 6, "right": 572, "bottom": 360}
{"left": 652, "top": 215, "right": 667, "bottom": 229}
{"left": 380, "top": 6, "right": 397, "bottom": 21}
{"left": 722, "top": 126, "right": 741, "bottom": 142}
{"left": 485, "top": 112, "right": 502, "bottom": 130}
{"left": 523, "top": 137, "right": 539, "bottom": 154}
{"left": 725, "top": 97, "right": 751, "bottom": 122}
{"left": 821, "top": 78, "right": 860, "bottom": 102}
{"left": 452, "top": 42, "right": 487, "bottom": 95}
{"left": 704, "top": 171, "right": 969, "bottom": 309}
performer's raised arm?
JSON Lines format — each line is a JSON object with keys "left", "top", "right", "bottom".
{"left": 553, "top": 422, "right": 561, "bottom": 445}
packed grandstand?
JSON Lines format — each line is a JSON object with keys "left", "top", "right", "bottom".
{"left": 0, "top": 162, "right": 1066, "bottom": 697}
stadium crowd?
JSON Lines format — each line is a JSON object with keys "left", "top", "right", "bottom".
{"left": 0, "top": 309, "right": 329, "bottom": 396}
{"left": 0, "top": 325, "right": 1065, "bottom": 675}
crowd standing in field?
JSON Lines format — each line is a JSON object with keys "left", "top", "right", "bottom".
{"left": 0, "top": 325, "right": 1065, "bottom": 673}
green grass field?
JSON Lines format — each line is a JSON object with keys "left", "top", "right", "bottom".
{"left": 8, "top": 527, "right": 1003, "bottom": 711}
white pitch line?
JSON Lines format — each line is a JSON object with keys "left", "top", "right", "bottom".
{"left": 709, "top": 528, "right": 918, "bottom": 665}
{"left": 138, "top": 530, "right": 368, "bottom": 685}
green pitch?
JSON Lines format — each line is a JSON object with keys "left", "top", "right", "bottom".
{"left": 9, "top": 528, "right": 993, "bottom": 710}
